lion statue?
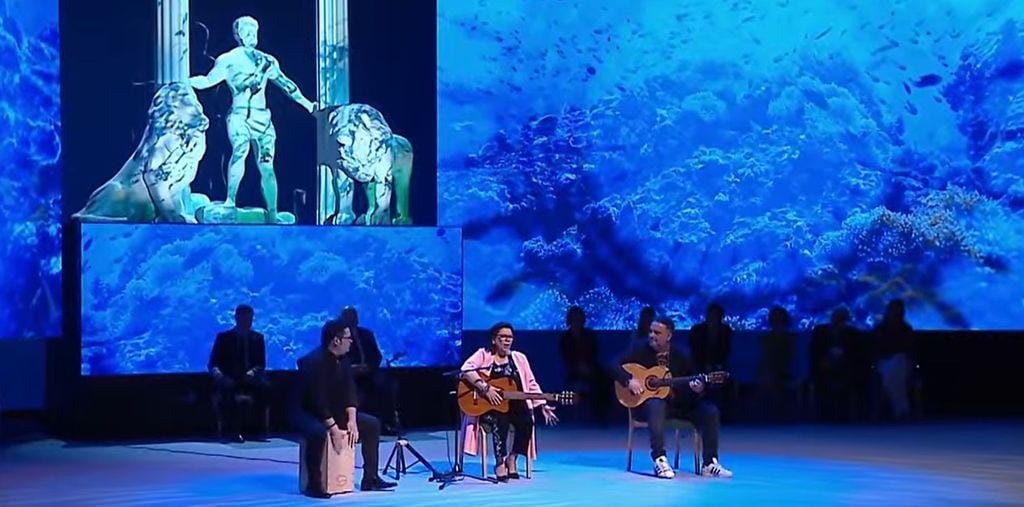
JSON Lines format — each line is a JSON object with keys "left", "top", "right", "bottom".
{"left": 320, "top": 104, "right": 413, "bottom": 225}
{"left": 73, "top": 82, "right": 210, "bottom": 223}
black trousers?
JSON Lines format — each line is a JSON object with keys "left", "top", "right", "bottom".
{"left": 292, "top": 410, "right": 382, "bottom": 490}
{"left": 355, "top": 371, "right": 397, "bottom": 429}
{"left": 479, "top": 401, "right": 533, "bottom": 462}
{"left": 214, "top": 375, "right": 270, "bottom": 435}
{"left": 636, "top": 397, "right": 720, "bottom": 467}
{"left": 814, "top": 373, "right": 862, "bottom": 422}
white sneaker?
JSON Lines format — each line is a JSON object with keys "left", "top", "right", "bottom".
{"left": 701, "top": 457, "right": 733, "bottom": 478}
{"left": 653, "top": 456, "right": 675, "bottom": 479}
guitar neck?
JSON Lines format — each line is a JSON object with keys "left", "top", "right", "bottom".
{"left": 502, "top": 392, "right": 557, "bottom": 402}
{"left": 650, "top": 374, "right": 705, "bottom": 388}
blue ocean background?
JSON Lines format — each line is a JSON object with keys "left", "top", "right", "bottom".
{"left": 0, "top": 0, "right": 62, "bottom": 339}
{"left": 438, "top": 0, "right": 1024, "bottom": 331}
{"left": 80, "top": 224, "right": 463, "bottom": 375}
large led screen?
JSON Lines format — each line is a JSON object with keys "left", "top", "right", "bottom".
{"left": 439, "top": 0, "right": 1024, "bottom": 331}
{"left": 61, "top": 0, "right": 436, "bottom": 226}
{"left": 0, "top": 0, "right": 62, "bottom": 339}
{"left": 80, "top": 224, "right": 463, "bottom": 375}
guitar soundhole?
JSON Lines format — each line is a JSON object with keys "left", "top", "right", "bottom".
{"left": 644, "top": 376, "right": 658, "bottom": 391}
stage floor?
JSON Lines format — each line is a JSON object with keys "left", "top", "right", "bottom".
{"left": 2, "top": 422, "right": 1023, "bottom": 506}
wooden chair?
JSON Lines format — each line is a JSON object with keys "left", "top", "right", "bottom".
{"left": 626, "top": 408, "right": 702, "bottom": 475}
{"left": 477, "top": 424, "right": 536, "bottom": 479}
{"left": 213, "top": 391, "right": 270, "bottom": 438}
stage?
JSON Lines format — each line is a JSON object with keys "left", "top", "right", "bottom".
{"left": 2, "top": 422, "right": 1022, "bottom": 506}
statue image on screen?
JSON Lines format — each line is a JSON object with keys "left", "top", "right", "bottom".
{"left": 318, "top": 104, "right": 413, "bottom": 225}
{"left": 73, "top": 82, "right": 211, "bottom": 223}
{"left": 189, "top": 16, "right": 316, "bottom": 224}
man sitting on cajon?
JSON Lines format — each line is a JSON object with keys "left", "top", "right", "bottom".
{"left": 294, "top": 321, "right": 398, "bottom": 498}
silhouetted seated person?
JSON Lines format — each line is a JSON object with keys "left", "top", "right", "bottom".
{"left": 689, "top": 303, "right": 733, "bottom": 373}
{"left": 558, "top": 306, "right": 610, "bottom": 424}
{"left": 756, "top": 306, "right": 797, "bottom": 421}
{"left": 617, "top": 317, "right": 733, "bottom": 479}
{"left": 810, "top": 307, "right": 874, "bottom": 422}
{"left": 689, "top": 303, "right": 734, "bottom": 414}
{"left": 630, "top": 306, "right": 656, "bottom": 352}
{"left": 208, "top": 304, "right": 270, "bottom": 442}
{"left": 333, "top": 306, "right": 397, "bottom": 434}
{"left": 874, "top": 299, "right": 916, "bottom": 421}
{"left": 292, "top": 321, "right": 396, "bottom": 498}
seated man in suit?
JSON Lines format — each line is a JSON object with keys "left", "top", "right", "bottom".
{"left": 337, "top": 306, "right": 398, "bottom": 434}
{"left": 292, "top": 321, "right": 397, "bottom": 498}
{"left": 617, "top": 316, "right": 733, "bottom": 479}
{"left": 208, "top": 304, "right": 270, "bottom": 442}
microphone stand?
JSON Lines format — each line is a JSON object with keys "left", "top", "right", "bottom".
{"left": 381, "top": 353, "right": 444, "bottom": 482}
{"left": 431, "top": 365, "right": 497, "bottom": 490}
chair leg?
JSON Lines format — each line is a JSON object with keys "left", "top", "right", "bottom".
{"left": 479, "top": 426, "right": 488, "bottom": 478}
{"left": 526, "top": 436, "right": 535, "bottom": 479}
{"left": 626, "top": 424, "right": 634, "bottom": 471}
{"left": 673, "top": 429, "right": 681, "bottom": 470}
{"left": 693, "top": 430, "right": 702, "bottom": 475}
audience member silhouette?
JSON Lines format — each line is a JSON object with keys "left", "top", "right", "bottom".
{"left": 689, "top": 303, "right": 733, "bottom": 373}
{"left": 333, "top": 306, "right": 397, "bottom": 434}
{"left": 558, "top": 306, "right": 610, "bottom": 424}
{"left": 810, "top": 307, "right": 875, "bottom": 422}
{"left": 873, "top": 299, "right": 916, "bottom": 421}
{"left": 631, "top": 306, "right": 656, "bottom": 351}
{"left": 689, "top": 303, "right": 734, "bottom": 417}
{"left": 208, "top": 304, "right": 270, "bottom": 442}
{"left": 757, "top": 306, "right": 797, "bottom": 421}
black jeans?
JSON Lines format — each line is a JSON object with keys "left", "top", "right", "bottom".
{"left": 214, "top": 374, "right": 270, "bottom": 435}
{"left": 479, "top": 401, "right": 533, "bottom": 462}
{"left": 292, "top": 410, "right": 382, "bottom": 489}
{"left": 636, "top": 397, "right": 720, "bottom": 466}
{"left": 355, "top": 370, "right": 397, "bottom": 429}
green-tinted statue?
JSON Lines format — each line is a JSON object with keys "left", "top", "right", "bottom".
{"left": 321, "top": 104, "right": 413, "bottom": 225}
{"left": 73, "top": 82, "right": 211, "bottom": 223}
{"left": 190, "top": 16, "right": 316, "bottom": 223}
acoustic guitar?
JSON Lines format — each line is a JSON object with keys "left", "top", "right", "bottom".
{"left": 457, "top": 372, "right": 575, "bottom": 417}
{"left": 615, "top": 363, "right": 730, "bottom": 408}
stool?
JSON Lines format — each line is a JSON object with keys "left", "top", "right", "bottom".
{"left": 299, "top": 431, "right": 356, "bottom": 495}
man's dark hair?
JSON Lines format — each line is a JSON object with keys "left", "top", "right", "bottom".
{"left": 235, "top": 304, "right": 254, "bottom": 315}
{"left": 707, "top": 302, "right": 725, "bottom": 320}
{"left": 321, "top": 320, "right": 345, "bottom": 348}
{"left": 654, "top": 316, "right": 675, "bottom": 333}
{"left": 565, "top": 306, "right": 585, "bottom": 327}
{"left": 769, "top": 305, "right": 790, "bottom": 327}
{"left": 489, "top": 321, "right": 514, "bottom": 338}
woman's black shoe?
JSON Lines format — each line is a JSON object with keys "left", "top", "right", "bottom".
{"left": 494, "top": 465, "right": 509, "bottom": 483}
{"left": 508, "top": 471, "right": 520, "bottom": 480}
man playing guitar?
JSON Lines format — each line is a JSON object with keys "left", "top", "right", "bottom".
{"left": 617, "top": 316, "right": 733, "bottom": 479}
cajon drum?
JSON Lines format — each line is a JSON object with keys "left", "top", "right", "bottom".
{"left": 300, "top": 431, "right": 356, "bottom": 495}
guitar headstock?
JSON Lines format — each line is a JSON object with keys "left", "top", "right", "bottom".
{"left": 553, "top": 391, "right": 576, "bottom": 406}
{"left": 703, "top": 371, "right": 730, "bottom": 384}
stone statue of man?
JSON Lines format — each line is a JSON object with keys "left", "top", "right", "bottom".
{"left": 189, "top": 16, "right": 315, "bottom": 223}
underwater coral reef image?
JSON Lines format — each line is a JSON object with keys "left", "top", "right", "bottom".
{"left": 80, "top": 224, "right": 463, "bottom": 375}
{"left": 438, "top": 0, "right": 1024, "bottom": 331}
{"left": 0, "top": 0, "right": 62, "bottom": 339}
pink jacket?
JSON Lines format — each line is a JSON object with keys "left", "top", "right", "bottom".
{"left": 460, "top": 348, "right": 544, "bottom": 458}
